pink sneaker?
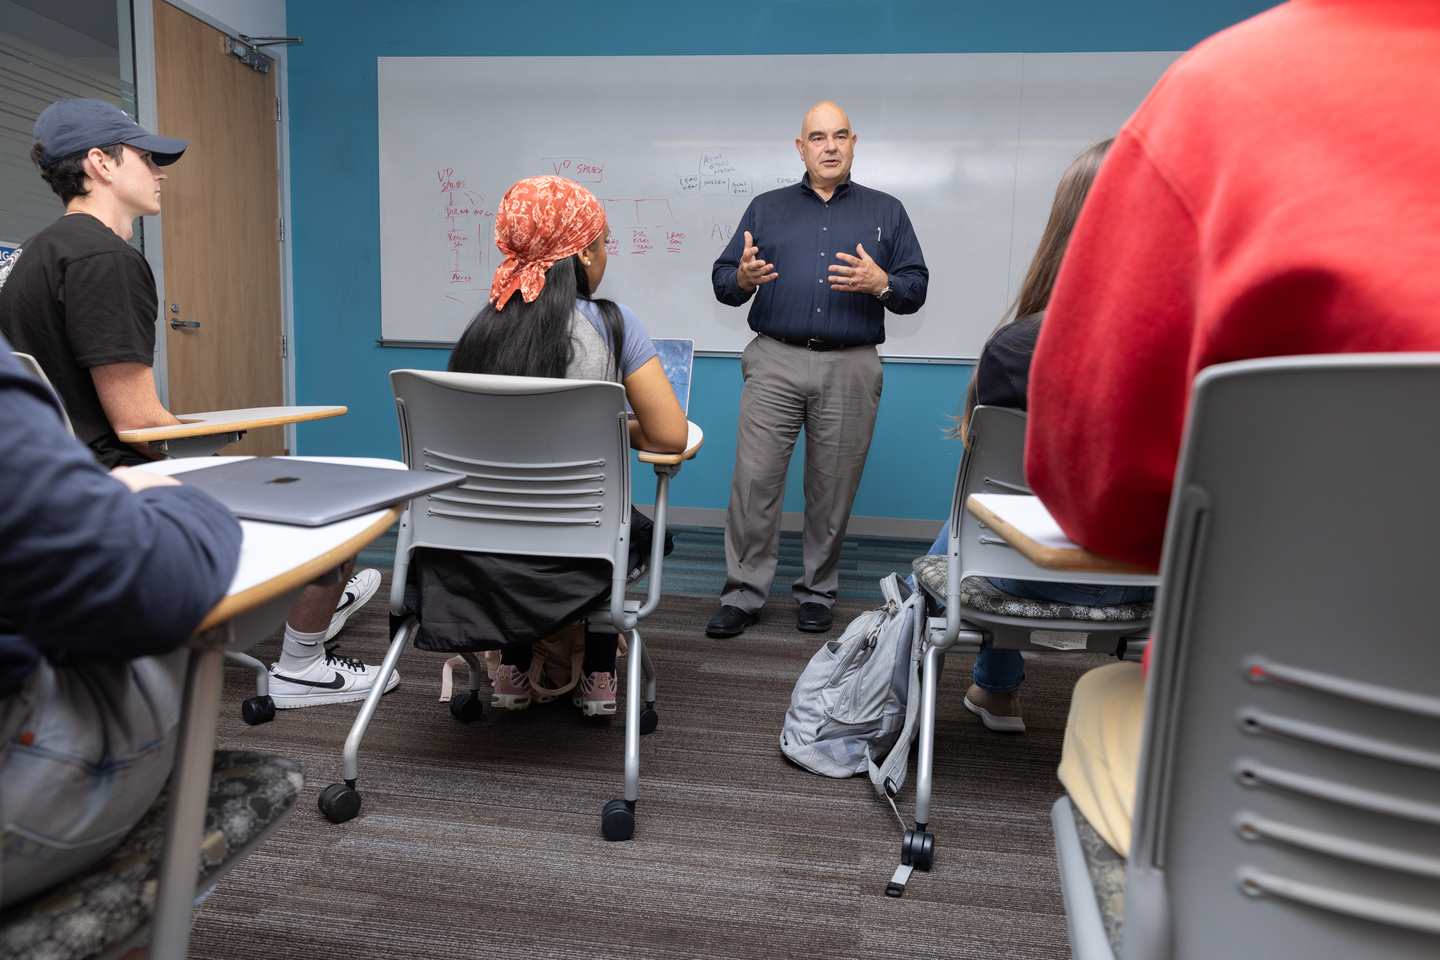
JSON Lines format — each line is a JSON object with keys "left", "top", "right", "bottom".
{"left": 491, "top": 664, "right": 532, "bottom": 710}
{"left": 573, "top": 670, "right": 617, "bottom": 717}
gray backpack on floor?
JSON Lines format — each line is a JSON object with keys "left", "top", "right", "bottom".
{"left": 780, "top": 573, "right": 927, "bottom": 800}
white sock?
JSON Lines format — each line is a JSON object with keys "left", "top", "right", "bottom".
{"left": 278, "top": 624, "right": 329, "bottom": 672}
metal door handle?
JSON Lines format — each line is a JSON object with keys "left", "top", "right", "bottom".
{"left": 170, "top": 319, "right": 200, "bottom": 329}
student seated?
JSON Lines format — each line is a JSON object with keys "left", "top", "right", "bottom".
{"left": 0, "top": 340, "right": 241, "bottom": 907}
{"left": 1029, "top": 0, "right": 1440, "bottom": 857}
{"left": 0, "top": 98, "right": 389, "bottom": 707}
{"left": 920, "top": 139, "right": 1153, "bottom": 735}
{"left": 407, "top": 175, "right": 686, "bottom": 716}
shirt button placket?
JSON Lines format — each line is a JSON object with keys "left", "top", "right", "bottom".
{"left": 817, "top": 201, "right": 831, "bottom": 316}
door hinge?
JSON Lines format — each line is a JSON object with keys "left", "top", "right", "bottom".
{"left": 281, "top": 334, "right": 287, "bottom": 359}
{"left": 276, "top": 96, "right": 282, "bottom": 121}
{"left": 279, "top": 216, "right": 284, "bottom": 242}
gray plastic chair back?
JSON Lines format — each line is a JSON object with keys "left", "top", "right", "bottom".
{"left": 388, "top": 369, "right": 632, "bottom": 620}
{"left": 12, "top": 351, "right": 75, "bottom": 436}
{"left": 1124, "top": 354, "right": 1440, "bottom": 960}
{"left": 953, "top": 406, "right": 1155, "bottom": 587}
{"left": 933, "top": 405, "right": 1156, "bottom": 655}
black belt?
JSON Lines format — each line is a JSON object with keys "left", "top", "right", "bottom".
{"left": 769, "top": 335, "right": 872, "bottom": 352}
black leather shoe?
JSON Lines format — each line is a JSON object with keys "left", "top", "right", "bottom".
{"left": 706, "top": 605, "right": 760, "bottom": 638}
{"left": 797, "top": 602, "right": 833, "bottom": 632}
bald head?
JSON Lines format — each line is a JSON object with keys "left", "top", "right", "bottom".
{"left": 796, "top": 101, "right": 856, "bottom": 198}
{"left": 801, "top": 101, "right": 851, "bottom": 137}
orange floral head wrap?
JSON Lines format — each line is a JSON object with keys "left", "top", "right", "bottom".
{"left": 489, "top": 175, "right": 607, "bottom": 310}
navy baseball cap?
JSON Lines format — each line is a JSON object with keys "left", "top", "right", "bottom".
{"left": 32, "top": 98, "right": 188, "bottom": 169}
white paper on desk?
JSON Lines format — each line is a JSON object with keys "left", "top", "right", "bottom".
{"left": 971, "top": 494, "right": 1084, "bottom": 551}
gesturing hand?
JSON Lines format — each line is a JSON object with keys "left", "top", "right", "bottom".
{"left": 736, "top": 231, "right": 778, "bottom": 293}
{"left": 829, "top": 243, "right": 888, "bottom": 297}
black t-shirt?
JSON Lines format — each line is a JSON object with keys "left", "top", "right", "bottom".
{"left": 0, "top": 214, "right": 158, "bottom": 467}
{"left": 974, "top": 312, "right": 1042, "bottom": 409}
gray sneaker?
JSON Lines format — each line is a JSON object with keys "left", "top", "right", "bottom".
{"left": 964, "top": 683, "right": 1026, "bottom": 732}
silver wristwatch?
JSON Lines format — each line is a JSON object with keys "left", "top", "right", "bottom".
{"left": 877, "top": 284, "right": 892, "bottom": 303}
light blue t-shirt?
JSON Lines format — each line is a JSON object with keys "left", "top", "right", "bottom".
{"left": 575, "top": 299, "right": 656, "bottom": 378}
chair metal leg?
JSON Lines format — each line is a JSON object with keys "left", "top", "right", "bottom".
{"left": 601, "top": 626, "right": 646, "bottom": 841}
{"left": 624, "top": 628, "right": 643, "bottom": 803}
{"left": 227, "top": 650, "right": 276, "bottom": 725}
{"left": 342, "top": 616, "right": 413, "bottom": 783}
{"left": 459, "top": 651, "right": 483, "bottom": 694}
{"left": 639, "top": 637, "right": 657, "bottom": 704}
{"left": 150, "top": 647, "right": 224, "bottom": 960}
{"left": 225, "top": 650, "right": 268, "bottom": 696}
{"left": 889, "top": 641, "right": 943, "bottom": 897}
{"left": 914, "top": 642, "right": 942, "bottom": 830}
{"left": 319, "top": 617, "right": 413, "bottom": 824}
{"left": 444, "top": 651, "right": 485, "bottom": 724}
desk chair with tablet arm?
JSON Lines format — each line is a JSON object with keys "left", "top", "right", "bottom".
{"left": 318, "top": 369, "right": 702, "bottom": 842}
{"left": 108, "top": 399, "right": 349, "bottom": 721}
{"left": 1053, "top": 354, "right": 1440, "bottom": 960}
{"left": 115, "top": 405, "right": 348, "bottom": 459}
{"left": 10, "top": 351, "right": 340, "bottom": 727}
{"left": 900, "top": 405, "right": 1158, "bottom": 893}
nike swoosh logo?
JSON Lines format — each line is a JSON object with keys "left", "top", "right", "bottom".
{"left": 272, "top": 672, "right": 346, "bottom": 689}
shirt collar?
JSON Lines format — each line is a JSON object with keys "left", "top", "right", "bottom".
{"left": 800, "top": 172, "right": 853, "bottom": 199}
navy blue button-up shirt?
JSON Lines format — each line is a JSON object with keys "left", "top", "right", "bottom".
{"left": 711, "top": 175, "right": 928, "bottom": 344}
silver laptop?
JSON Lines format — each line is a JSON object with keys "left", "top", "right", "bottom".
{"left": 176, "top": 457, "right": 463, "bottom": 526}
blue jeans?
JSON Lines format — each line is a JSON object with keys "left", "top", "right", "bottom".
{"left": 986, "top": 577, "right": 1155, "bottom": 607}
{"left": 0, "top": 651, "right": 185, "bottom": 907}
{"left": 921, "top": 523, "right": 1155, "bottom": 693}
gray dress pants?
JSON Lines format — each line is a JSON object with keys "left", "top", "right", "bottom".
{"left": 721, "top": 335, "right": 883, "bottom": 612}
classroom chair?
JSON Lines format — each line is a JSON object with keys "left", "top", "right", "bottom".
{"left": 318, "top": 370, "right": 697, "bottom": 841}
{"left": 1053, "top": 354, "right": 1440, "bottom": 960}
{"left": 904, "top": 405, "right": 1157, "bottom": 881}
{"left": 13, "top": 350, "right": 280, "bottom": 725}
{"left": 12, "top": 351, "right": 73, "bottom": 435}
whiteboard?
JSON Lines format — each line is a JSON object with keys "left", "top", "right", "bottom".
{"left": 378, "top": 52, "right": 1179, "bottom": 357}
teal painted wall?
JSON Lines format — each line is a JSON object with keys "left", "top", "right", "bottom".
{"left": 283, "top": 0, "right": 1274, "bottom": 519}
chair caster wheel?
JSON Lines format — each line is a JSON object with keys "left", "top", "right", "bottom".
{"left": 318, "top": 782, "right": 362, "bottom": 823}
{"left": 601, "top": 798, "right": 635, "bottom": 841}
{"left": 639, "top": 703, "right": 659, "bottom": 735}
{"left": 902, "top": 828, "right": 935, "bottom": 870}
{"left": 449, "top": 693, "right": 482, "bottom": 723}
{"left": 241, "top": 695, "right": 275, "bottom": 725}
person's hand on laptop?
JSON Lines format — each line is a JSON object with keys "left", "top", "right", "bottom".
{"left": 110, "top": 465, "right": 181, "bottom": 493}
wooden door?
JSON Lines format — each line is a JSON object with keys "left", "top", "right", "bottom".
{"left": 153, "top": 0, "right": 285, "bottom": 456}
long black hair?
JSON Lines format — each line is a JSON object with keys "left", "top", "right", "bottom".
{"left": 449, "top": 253, "right": 626, "bottom": 378}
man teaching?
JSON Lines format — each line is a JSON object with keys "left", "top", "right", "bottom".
{"left": 707, "top": 101, "right": 928, "bottom": 637}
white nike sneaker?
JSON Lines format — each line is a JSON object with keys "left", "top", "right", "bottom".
{"left": 325, "top": 568, "right": 381, "bottom": 640}
{"left": 269, "top": 644, "right": 400, "bottom": 708}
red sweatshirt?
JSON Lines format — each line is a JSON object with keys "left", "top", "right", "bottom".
{"left": 1026, "top": 0, "right": 1440, "bottom": 571}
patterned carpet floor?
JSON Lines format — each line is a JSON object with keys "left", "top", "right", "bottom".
{"left": 191, "top": 570, "right": 1105, "bottom": 959}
